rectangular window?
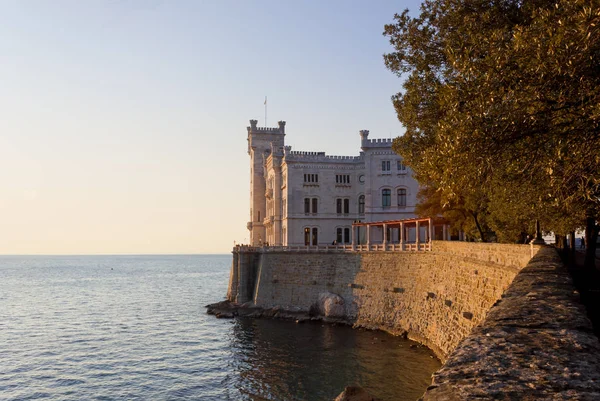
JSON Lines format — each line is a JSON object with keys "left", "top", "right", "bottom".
{"left": 397, "top": 160, "right": 406, "bottom": 172}
{"left": 382, "top": 160, "right": 391, "bottom": 172}
{"left": 304, "top": 174, "right": 318, "bottom": 183}
{"left": 344, "top": 228, "right": 350, "bottom": 244}
{"left": 304, "top": 198, "right": 310, "bottom": 214}
{"left": 336, "top": 198, "right": 342, "bottom": 214}
{"left": 343, "top": 199, "right": 349, "bottom": 214}
{"left": 382, "top": 189, "right": 391, "bottom": 207}
{"left": 336, "top": 228, "right": 343, "bottom": 244}
{"left": 312, "top": 198, "right": 318, "bottom": 214}
{"left": 335, "top": 174, "right": 351, "bottom": 185}
{"left": 398, "top": 189, "right": 407, "bottom": 207}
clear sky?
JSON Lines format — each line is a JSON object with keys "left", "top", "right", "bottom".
{"left": 0, "top": 0, "right": 423, "bottom": 255}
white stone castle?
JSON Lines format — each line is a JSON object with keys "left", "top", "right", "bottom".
{"left": 247, "top": 119, "right": 420, "bottom": 247}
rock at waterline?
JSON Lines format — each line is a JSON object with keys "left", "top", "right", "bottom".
{"left": 334, "top": 386, "right": 381, "bottom": 401}
{"left": 315, "top": 292, "right": 346, "bottom": 319}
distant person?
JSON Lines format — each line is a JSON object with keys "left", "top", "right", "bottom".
{"left": 525, "top": 235, "right": 531, "bottom": 244}
{"left": 332, "top": 240, "right": 337, "bottom": 245}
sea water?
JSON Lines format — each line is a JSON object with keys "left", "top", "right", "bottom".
{"left": 0, "top": 255, "right": 440, "bottom": 400}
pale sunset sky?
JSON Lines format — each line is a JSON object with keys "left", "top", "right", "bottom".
{"left": 1, "top": 0, "right": 422, "bottom": 254}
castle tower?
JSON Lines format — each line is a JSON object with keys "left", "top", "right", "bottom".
{"left": 247, "top": 119, "right": 286, "bottom": 246}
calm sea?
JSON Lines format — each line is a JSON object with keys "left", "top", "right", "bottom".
{"left": 0, "top": 255, "right": 440, "bottom": 401}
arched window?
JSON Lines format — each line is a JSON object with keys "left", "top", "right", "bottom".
{"left": 397, "top": 188, "right": 407, "bottom": 207}
{"left": 358, "top": 195, "right": 365, "bottom": 214}
{"left": 304, "top": 228, "right": 310, "bottom": 246}
{"left": 382, "top": 189, "right": 391, "bottom": 207}
{"left": 312, "top": 228, "right": 318, "bottom": 246}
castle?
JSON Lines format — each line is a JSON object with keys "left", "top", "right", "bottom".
{"left": 246, "top": 119, "right": 420, "bottom": 246}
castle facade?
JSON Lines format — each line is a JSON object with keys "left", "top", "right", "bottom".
{"left": 246, "top": 119, "right": 420, "bottom": 246}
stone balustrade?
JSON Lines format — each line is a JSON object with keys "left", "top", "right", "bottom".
{"left": 233, "top": 242, "right": 432, "bottom": 253}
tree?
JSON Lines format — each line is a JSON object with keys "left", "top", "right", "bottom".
{"left": 415, "top": 181, "right": 493, "bottom": 241}
{"left": 384, "top": 0, "right": 600, "bottom": 268}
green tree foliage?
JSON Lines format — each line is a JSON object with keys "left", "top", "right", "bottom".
{"left": 384, "top": 0, "right": 600, "bottom": 265}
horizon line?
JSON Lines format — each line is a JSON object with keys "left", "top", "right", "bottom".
{"left": 0, "top": 253, "right": 232, "bottom": 257}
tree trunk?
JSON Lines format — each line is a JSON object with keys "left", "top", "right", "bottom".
{"left": 472, "top": 212, "right": 486, "bottom": 242}
{"left": 584, "top": 217, "right": 599, "bottom": 270}
{"left": 569, "top": 231, "right": 576, "bottom": 265}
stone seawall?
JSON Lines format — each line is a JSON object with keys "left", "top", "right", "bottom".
{"left": 228, "top": 241, "right": 540, "bottom": 360}
{"left": 222, "top": 242, "right": 600, "bottom": 399}
{"left": 422, "top": 247, "right": 600, "bottom": 399}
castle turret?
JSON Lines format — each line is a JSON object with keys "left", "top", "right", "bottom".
{"left": 247, "top": 119, "right": 286, "bottom": 246}
{"left": 359, "top": 130, "right": 370, "bottom": 148}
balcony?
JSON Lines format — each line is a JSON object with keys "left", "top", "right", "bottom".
{"left": 246, "top": 221, "right": 253, "bottom": 230}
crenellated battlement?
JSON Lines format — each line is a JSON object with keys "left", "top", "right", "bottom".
{"left": 361, "top": 137, "right": 394, "bottom": 148}
{"left": 247, "top": 119, "right": 286, "bottom": 135}
{"left": 288, "top": 151, "right": 326, "bottom": 156}
{"left": 282, "top": 147, "right": 363, "bottom": 164}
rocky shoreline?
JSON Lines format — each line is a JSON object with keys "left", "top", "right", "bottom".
{"left": 205, "top": 299, "right": 352, "bottom": 325}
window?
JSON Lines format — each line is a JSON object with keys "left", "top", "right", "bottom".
{"left": 397, "top": 188, "right": 407, "bottom": 207}
{"left": 336, "top": 198, "right": 342, "bottom": 214}
{"left": 304, "top": 227, "right": 319, "bottom": 246}
{"left": 358, "top": 195, "right": 365, "bottom": 214}
{"left": 304, "top": 198, "right": 310, "bottom": 214}
{"left": 382, "top": 189, "right": 391, "bottom": 207}
{"left": 397, "top": 160, "right": 406, "bottom": 172}
{"left": 303, "top": 174, "right": 319, "bottom": 184}
{"left": 336, "top": 174, "right": 350, "bottom": 184}
{"left": 312, "top": 198, "right": 318, "bottom": 214}
{"left": 258, "top": 210, "right": 261, "bottom": 221}
{"left": 336, "top": 228, "right": 343, "bottom": 244}
{"left": 344, "top": 228, "right": 350, "bottom": 243}
{"left": 343, "top": 199, "right": 349, "bottom": 214}
{"left": 382, "top": 160, "right": 391, "bottom": 172}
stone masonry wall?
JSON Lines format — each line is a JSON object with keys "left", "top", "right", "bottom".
{"left": 246, "top": 241, "right": 540, "bottom": 360}
{"left": 422, "top": 247, "right": 600, "bottom": 399}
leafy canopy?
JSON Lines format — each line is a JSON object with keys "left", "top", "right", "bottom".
{"left": 384, "top": 0, "right": 600, "bottom": 242}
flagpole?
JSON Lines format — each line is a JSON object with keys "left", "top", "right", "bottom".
{"left": 264, "top": 96, "right": 267, "bottom": 126}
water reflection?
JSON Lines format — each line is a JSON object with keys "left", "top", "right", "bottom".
{"left": 227, "top": 318, "right": 440, "bottom": 401}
